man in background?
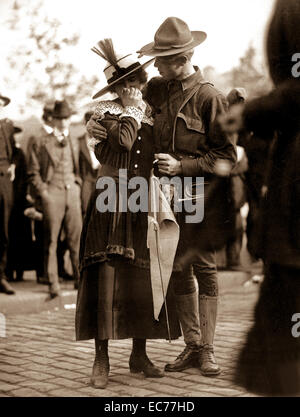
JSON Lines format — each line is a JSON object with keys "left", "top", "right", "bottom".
{"left": 0, "top": 92, "right": 16, "bottom": 295}
{"left": 28, "top": 99, "right": 82, "bottom": 297}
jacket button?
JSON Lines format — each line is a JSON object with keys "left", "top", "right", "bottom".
{"left": 136, "top": 150, "right": 140, "bottom": 154}
{"left": 134, "top": 164, "right": 138, "bottom": 168}
{"left": 138, "top": 136, "right": 141, "bottom": 140}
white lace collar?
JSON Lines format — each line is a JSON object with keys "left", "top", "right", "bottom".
{"left": 94, "top": 100, "right": 154, "bottom": 126}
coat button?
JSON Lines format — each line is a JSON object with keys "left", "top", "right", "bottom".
{"left": 138, "top": 136, "right": 141, "bottom": 140}
{"left": 136, "top": 150, "right": 140, "bottom": 154}
{"left": 134, "top": 164, "right": 138, "bottom": 168}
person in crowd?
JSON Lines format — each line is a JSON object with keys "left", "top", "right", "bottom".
{"left": 77, "top": 38, "right": 181, "bottom": 389}
{"left": 220, "top": 0, "right": 300, "bottom": 395}
{"left": 28, "top": 99, "right": 82, "bottom": 298}
{"left": 78, "top": 111, "right": 100, "bottom": 217}
{"left": 26, "top": 101, "right": 55, "bottom": 284}
{"left": 225, "top": 89, "right": 272, "bottom": 264}
{"left": 224, "top": 88, "right": 248, "bottom": 270}
{"left": 6, "top": 126, "right": 29, "bottom": 282}
{"left": 88, "top": 18, "right": 237, "bottom": 378}
{"left": 0, "top": 92, "right": 16, "bottom": 295}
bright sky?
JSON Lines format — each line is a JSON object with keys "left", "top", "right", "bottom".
{"left": 1, "top": 0, "right": 275, "bottom": 73}
{"left": 0, "top": 0, "right": 275, "bottom": 117}
{"left": 49, "top": 0, "right": 275, "bottom": 75}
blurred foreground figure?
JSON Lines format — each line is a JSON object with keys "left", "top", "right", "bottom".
{"left": 221, "top": 0, "right": 300, "bottom": 396}
{"left": 0, "top": 92, "right": 15, "bottom": 295}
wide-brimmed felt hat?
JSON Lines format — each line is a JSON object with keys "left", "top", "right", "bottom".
{"left": 52, "top": 100, "right": 72, "bottom": 119}
{"left": 0, "top": 93, "right": 10, "bottom": 107}
{"left": 137, "top": 17, "right": 207, "bottom": 57}
{"left": 91, "top": 38, "right": 154, "bottom": 99}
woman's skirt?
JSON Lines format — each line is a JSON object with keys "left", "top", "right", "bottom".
{"left": 75, "top": 261, "right": 181, "bottom": 341}
{"left": 235, "top": 263, "right": 300, "bottom": 396}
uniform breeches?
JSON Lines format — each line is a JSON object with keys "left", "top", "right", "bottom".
{"left": 172, "top": 249, "right": 218, "bottom": 297}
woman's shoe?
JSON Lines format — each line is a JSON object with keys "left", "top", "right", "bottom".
{"left": 91, "top": 340, "right": 109, "bottom": 389}
{"left": 129, "top": 354, "right": 164, "bottom": 378}
{"left": 91, "top": 357, "right": 109, "bottom": 389}
{"left": 49, "top": 283, "right": 60, "bottom": 299}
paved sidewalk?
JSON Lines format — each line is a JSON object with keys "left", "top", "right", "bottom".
{"left": 0, "top": 265, "right": 257, "bottom": 315}
{"left": 0, "top": 283, "right": 261, "bottom": 397}
{"left": 0, "top": 273, "right": 76, "bottom": 315}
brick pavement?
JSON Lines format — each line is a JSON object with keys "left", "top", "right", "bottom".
{"left": 0, "top": 285, "right": 260, "bottom": 397}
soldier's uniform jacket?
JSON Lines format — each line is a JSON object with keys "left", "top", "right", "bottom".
{"left": 146, "top": 68, "right": 237, "bottom": 252}
{"left": 0, "top": 118, "right": 15, "bottom": 165}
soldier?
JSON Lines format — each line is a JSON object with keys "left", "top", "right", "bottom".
{"left": 137, "top": 17, "right": 236, "bottom": 376}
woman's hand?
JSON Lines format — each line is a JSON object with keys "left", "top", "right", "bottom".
{"left": 120, "top": 87, "right": 145, "bottom": 111}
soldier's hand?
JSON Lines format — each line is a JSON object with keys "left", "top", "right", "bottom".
{"left": 155, "top": 153, "right": 182, "bottom": 176}
{"left": 86, "top": 114, "right": 108, "bottom": 143}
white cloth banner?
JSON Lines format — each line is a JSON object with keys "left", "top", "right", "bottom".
{"left": 147, "top": 172, "right": 180, "bottom": 321}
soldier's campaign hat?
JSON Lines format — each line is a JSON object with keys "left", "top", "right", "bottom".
{"left": 137, "top": 17, "right": 207, "bottom": 57}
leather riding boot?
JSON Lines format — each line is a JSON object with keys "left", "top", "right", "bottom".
{"left": 130, "top": 338, "right": 164, "bottom": 378}
{"left": 165, "top": 292, "right": 201, "bottom": 372}
{"left": 198, "top": 295, "right": 221, "bottom": 376}
{"left": 91, "top": 339, "right": 109, "bottom": 389}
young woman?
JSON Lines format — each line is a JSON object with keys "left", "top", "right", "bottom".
{"left": 75, "top": 39, "right": 180, "bottom": 389}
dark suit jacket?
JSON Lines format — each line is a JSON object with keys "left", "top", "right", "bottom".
{"left": 0, "top": 118, "right": 16, "bottom": 164}
{"left": 27, "top": 127, "right": 81, "bottom": 197}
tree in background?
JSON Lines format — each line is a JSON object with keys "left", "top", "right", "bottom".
{"left": 3, "top": 0, "right": 98, "bottom": 115}
{"left": 229, "top": 45, "right": 272, "bottom": 98}
{"left": 202, "top": 46, "right": 272, "bottom": 98}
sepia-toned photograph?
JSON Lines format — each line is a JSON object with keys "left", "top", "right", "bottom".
{"left": 0, "top": 0, "right": 300, "bottom": 404}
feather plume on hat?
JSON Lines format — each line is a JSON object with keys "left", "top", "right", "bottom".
{"left": 90, "top": 38, "right": 155, "bottom": 99}
{"left": 91, "top": 38, "right": 120, "bottom": 69}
